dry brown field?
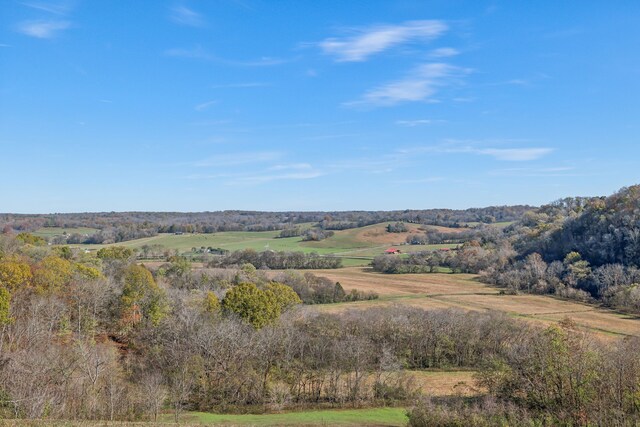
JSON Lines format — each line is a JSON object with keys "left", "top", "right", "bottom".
{"left": 302, "top": 267, "right": 640, "bottom": 339}
{"left": 347, "top": 223, "right": 424, "bottom": 246}
{"left": 409, "top": 370, "right": 482, "bottom": 397}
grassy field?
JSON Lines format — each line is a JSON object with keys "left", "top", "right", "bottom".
{"left": 0, "top": 407, "right": 408, "bottom": 426}
{"left": 32, "top": 227, "right": 100, "bottom": 238}
{"left": 163, "top": 407, "right": 408, "bottom": 426}
{"left": 0, "top": 368, "right": 472, "bottom": 426}
{"left": 0, "top": 369, "right": 475, "bottom": 426}
{"left": 299, "top": 268, "right": 640, "bottom": 339}
{"left": 58, "top": 223, "right": 457, "bottom": 267}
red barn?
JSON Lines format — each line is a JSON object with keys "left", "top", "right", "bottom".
{"left": 384, "top": 248, "right": 401, "bottom": 254}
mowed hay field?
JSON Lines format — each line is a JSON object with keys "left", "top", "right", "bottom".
{"left": 302, "top": 268, "right": 640, "bottom": 339}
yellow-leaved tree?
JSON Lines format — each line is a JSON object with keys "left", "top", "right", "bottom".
{"left": 120, "top": 264, "right": 168, "bottom": 328}
{"left": 32, "top": 255, "right": 74, "bottom": 294}
{"left": 222, "top": 282, "right": 301, "bottom": 329}
{"left": 0, "top": 257, "right": 33, "bottom": 291}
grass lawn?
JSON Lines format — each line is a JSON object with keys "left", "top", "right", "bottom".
{"left": 168, "top": 407, "right": 408, "bottom": 426}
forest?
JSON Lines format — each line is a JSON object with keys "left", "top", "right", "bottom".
{"left": 373, "top": 185, "right": 640, "bottom": 315}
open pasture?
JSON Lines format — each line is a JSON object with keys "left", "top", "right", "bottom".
{"left": 165, "top": 407, "right": 408, "bottom": 426}
{"left": 61, "top": 222, "right": 456, "bottom": 266}
{"left": 0, "top": 407, "right": 408, "bottom": 426}
{"left": 33, "top": 227, "right": 100, "bottom": 238}
{"left": 304, "top": 268, "right": 640, "bottom": 338}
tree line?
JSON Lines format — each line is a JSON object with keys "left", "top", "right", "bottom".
{"left": 207, "top": 249, "right": 342, "bottom": 270}
{"left": 0, "top": 206, "right": 532, "bottom": 244}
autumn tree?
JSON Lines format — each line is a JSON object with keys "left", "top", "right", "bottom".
{"left": 204, "top": 291, "right": 220, "bottom": 313}
{"left": 0, "top": 258, "right": 33, "bottom": 291}
{"left": 264, "top": 282, "right": 301, "bottom": 313}
{"left": 52, "top": 246, "right": 73, "bottom": 260}
{"left": 15, "top": 233, "right": 46, "bottom": 246}
{"left": 222, "top": 282, "right": 300, "bottom": 329}
{"left": 97, "top": 246, "right": 134, "bottom": 260}
{"left": 32, "top": 255, "right": 74, "bottom": 293}
{"left": 120, "top": 264, "right": 168, "bottom": 327}
{"left": 222, "top": 283, "right": 275, "bottom": 329}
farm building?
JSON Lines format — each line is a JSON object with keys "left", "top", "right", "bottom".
{"left": 384, "top": 248, "right": 401, "bottom": 254}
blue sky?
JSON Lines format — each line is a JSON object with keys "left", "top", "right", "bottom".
{"left": 1, "top": 1, "right": 639, "bottom": 213}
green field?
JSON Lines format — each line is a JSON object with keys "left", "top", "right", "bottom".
{"left": 164, "top": 407, "right": 408, "bottom": 426}
{"left": 32, "top": 227, "right": 100, "bottom": 238}
{"left": 0, "top": 408, "right": 408, "bottom": 426}
{"left": 55, "top": 223, "right": 457, "bottom": 267}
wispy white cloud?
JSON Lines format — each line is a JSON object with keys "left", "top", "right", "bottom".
{"left": 319, "top": 20, "right": 447, "bottom": 62}
{"left": 194, "top": 100, "right": 217, "bottom": 111}
{"left": 187, "top": 161, "right": 323, "bottom": 185}
{"left": 505, "top": 78, "right": 529, "bottom": 86}
{"left": 429, "top": 47, "right": 459, "bottom": 58}
{"left": 328, "top": 152, "right": 409, "bottom": 174}
{"left": 479, "top": 148, "right": 553, "bottom": 161}
{"left": 268, "top": 163, "right": 312, "bottom": 171}
{"left": 347, "top": 63, "right": 467, "bottom": 107}
{"left": 485, "top": 73, "right": 550, "bottom": 88}
{"left": 227, "top": 0, "right": 256, "bottom": 11}
{"left": 231, "top": 56, "right": 291, "bottom": 67}
{"left": 400, "top": 141, "right": 554, "bottom": 162}
{"left": 233, "top": 170, "right": 324, "bottom": 185}
{"left": 188, "top": 119, "right": 232, "bottom": 127}
{"left": 16, "top": 20, "right": 70, "bottom": 38}
{"left": 170, "top": 5, "right": 205, "bottom": 27}
{"left": 489, "top": 166, "right": 578, "bottom": 177}
{"left": 165, "top": 46, "right": 292, "bottom": 66}
{"left": 195, "top": 151, "right": 282, "bottom": 167}
{"left": 21, "top": 1, "right": 72, "bottom": 15}
{"left": 395, "top": 119, "right": 446, "bottom": 127}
